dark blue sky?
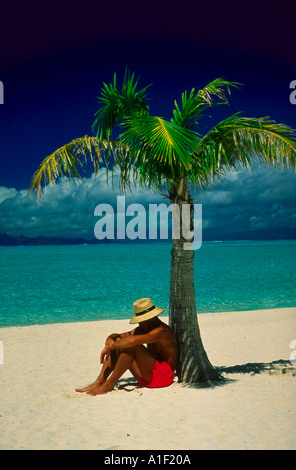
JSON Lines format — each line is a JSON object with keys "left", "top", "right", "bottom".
{"left": 0, "top": 0, "right": 295, "bottom": 240}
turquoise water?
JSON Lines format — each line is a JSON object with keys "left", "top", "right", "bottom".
{"left": 0, "top": 240, "right": 295, "bottom": 327}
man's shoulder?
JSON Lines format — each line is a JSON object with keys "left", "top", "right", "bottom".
{"left": 159, "top": 322, "right": 174, "bottom": 333}
{"left": 133, "top": 322, "right": 175, "bottom": 338}
{"left": 156, "top": 323, "right": 176, "bottom": 340}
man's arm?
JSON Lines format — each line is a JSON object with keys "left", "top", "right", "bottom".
{"left": 111, "top": 326, "right": 166, "bottom": 350}
{"left": 100, "top": 330, "right": 136, "bottom": 363}
{"left": 106, "top": 330, "right": 135, "bottom": 341}
{"left": 105, "top": 329, "right": 136, "bottom": 350}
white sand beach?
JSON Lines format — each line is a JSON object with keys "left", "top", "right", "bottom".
{"left": 0, "top": 308, "right": 295, "bottom": 450}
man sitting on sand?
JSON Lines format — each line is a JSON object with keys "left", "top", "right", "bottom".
{"left": 75, "top": 298, "right": 178, "bottom": 395}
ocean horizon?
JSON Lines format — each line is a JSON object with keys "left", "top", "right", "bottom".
{"left": 0, "top": 239, "right": 295, "bottom": 327}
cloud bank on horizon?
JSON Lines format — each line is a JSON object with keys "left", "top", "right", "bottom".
{"left": 0, "top": 165, "right": 295, "bottom": 241}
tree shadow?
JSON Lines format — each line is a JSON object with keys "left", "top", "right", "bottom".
{"left": 177, "top": 359, "right": 296, "bottom": 390}
{"left": 217, "top": 359, "right": 295, "bottom": 376}
{"left": 177, "top": 374, "right": 232, "bottom": 389}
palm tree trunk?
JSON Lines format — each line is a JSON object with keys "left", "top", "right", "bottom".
{"left": 168, "top": 181, "right": 220, "bottom": 384}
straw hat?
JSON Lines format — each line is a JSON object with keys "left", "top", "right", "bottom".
{"left": 129, "top": 298, "right": 165, "bottom": 324}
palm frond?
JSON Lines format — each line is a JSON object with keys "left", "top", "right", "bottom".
{"left": 196, "top": 78, "right": 241, "bottom": 107}
{"left": 171, "top": 78, "right": 241, "bottom": 129}
{"left": 92, "top": 71, "right": 151, "bottom": 139}
{"left": 121, "top": 115, "right": 200, "bottom": 169}
{"left": 28, "top": 134, "right": 157, "bottom": 198}
{"left": 29, "top": 136, "right": 110, "bottom": 198}
{"left": 92, "top": 75, "right": 122, "bottom": 139}
{"left": 121, "top": 69, "right": 151, "bottom": 114}
{"left": 191, "top": 114, "right": 296, "bottom": 186}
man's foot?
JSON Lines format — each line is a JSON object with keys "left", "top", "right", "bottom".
{"left": 75, "top": 381, "right": 115, "bottom": 395}
{"left": 87, "top": 382, "right": 114, "bottom": 395}
{"left": 75, "top": 379, "right": 103, "bottom": 394}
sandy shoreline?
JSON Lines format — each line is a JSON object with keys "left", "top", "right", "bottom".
{"left": 0, "top": 307, "right": 295, "bottom": 450}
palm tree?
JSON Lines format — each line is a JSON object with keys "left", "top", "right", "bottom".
{"left": 30, "top": 71, "right": 296, "bottom": 384}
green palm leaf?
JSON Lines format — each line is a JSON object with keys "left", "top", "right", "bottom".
{"left": 29, "top": 136, "right": 110, "bottom": 198}
{"left": 29, "top": 135, "right": 149, "bottom": 197}
{"left": 121, "top": 115, "right": 200, "bottom": 168}
{"left": 195, "top": 114, "right": 296, "bottom": 177}
{"left": 92, "top": 71, "right": 151, "bottom": 139}
{"left": 172, "top": 78, "right": 241, "bottom": 129}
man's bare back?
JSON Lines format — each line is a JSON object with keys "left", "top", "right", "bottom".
{"left": 133, "top": 320, "right": 178, "bottom": 371}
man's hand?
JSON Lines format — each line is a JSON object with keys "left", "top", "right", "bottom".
{"left": 100, "top": 336, "right": 119, "bottom": 364}
{"left": 100, "top": 346, "right": 111, "bottom": 364}
{"left": 105, "top": 337, "right": 116, "bottom": 350}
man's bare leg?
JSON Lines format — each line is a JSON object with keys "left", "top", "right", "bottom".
{"left": 91, "top": 345, "right": 156, "bottom": 395}
{"left": 86, "top": 349, "right": 135, "bottom": 395}
{"left": 76, "top": 344, "right": 156, "bottom": 395}
{"left": 75, "top": 350, "right": 116, "bottom": 393}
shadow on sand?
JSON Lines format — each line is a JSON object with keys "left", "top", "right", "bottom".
{"left": 182, "top": 359, "right": 296, "bottom": 390}
{"left": 116, "top": 359, "right": 295, "bottom": 392}
{"left": 217, "top": 359, "right": 295, "bottom": 376}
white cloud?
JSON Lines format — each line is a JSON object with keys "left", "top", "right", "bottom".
{"left": 249, "top": 216, "right": 266, "bottom": 229}
{"left": 0, "top": 170, "right": 163, "bottom": 238}
{"left": 0, "top": 165, "right": 295, "bottom": 239}
{"left": 0, "top": 186, "right": 18, "bottom": 204}
{"left": 201, "top": 190, "right": 233, "bottom": 205}
{"left": 196, "top": 165, "right": 296, "bottom": 233}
